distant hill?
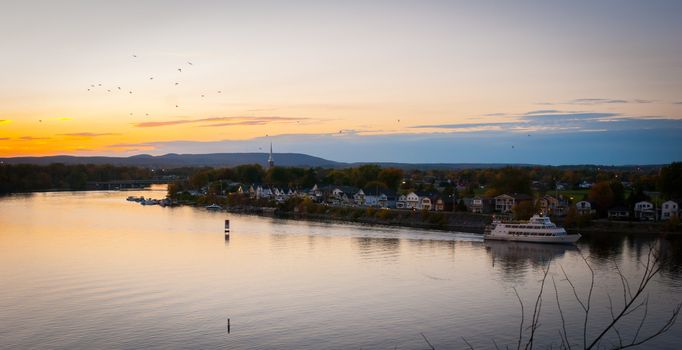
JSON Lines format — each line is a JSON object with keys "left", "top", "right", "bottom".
{"left": 0, "top": 153, "right": 342, "bottom": 169}
{"left": 0, "top": 153, "right": 665, "bottom": 170}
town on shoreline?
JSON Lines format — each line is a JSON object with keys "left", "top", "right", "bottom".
{"left": 2, "top": 159, "right": 680, "bottom": 234}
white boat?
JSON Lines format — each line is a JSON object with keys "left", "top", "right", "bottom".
{"left": 205, "top": 203, "right": 222, "bottom": 211}
{"left": 484, "top": 215, "right": 580, "bottom": 244}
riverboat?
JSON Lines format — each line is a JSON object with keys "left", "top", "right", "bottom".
{"left": 484, "top": 215, "right": 580, "bottom": 244}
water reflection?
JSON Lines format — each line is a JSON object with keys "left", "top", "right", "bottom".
{"left": 485, "top": 241, "right": 577, "bottom": 280}
{"left": 352, "top": 237, "right": 401, "bottom": 262}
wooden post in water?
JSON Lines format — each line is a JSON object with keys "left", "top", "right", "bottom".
{"left": 225, "top": 219, "right": 230, "bottom": 240}
{"left": 227, "top": 318, "right": 231, "bottom": 333}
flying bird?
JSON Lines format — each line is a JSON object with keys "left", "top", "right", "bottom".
{"left": 98, "top": 84, "right": 102, "bottom": 86}
{"left": 107, "top": 89, "right": 111, "bottom": 92}
{"left": 129, "top": 91, "right": 133, "bottom": 94}
{"left": 132, "top": 54, "right": 137, "bottom": 58}
{"left": 178, "top": 68, "right": 182, "bottom": 72}
{"left": 175, "top": 105, "right": 179, "bottom": 108}
{"left": 175, "top": 82, "right": 179, "bottom": 85}
{"left": 149, "top": 77, "right": 154, "bottom": 80}
{"left": 187, "top": 61, "right": 193, "bottom": 65}
{"left": 90, "top": 84, "right": 95, "bottom": 87}
{"left": 145, "top": 113, "right": 149, "bottom": 116}
{"left": 201, "top": 94, "right": 205, "bottom": 98}
{"left": 87, "top": 89, "right": 91, "bottom": 91}
{"left": 117, "top": 87, "right": 121, "bottom": 90}
{"left": 217, "top": 91, "right": 222, "bottom": 93}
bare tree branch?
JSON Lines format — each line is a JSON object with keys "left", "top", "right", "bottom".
{"left": 513, "top": 287, "right": 525, "bottom": 350}
{"left": 420, "top": 332, "right": 435, "bottom": 350}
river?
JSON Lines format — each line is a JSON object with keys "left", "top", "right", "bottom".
{"left": 1, "top": 187, "right": 681, "bottom": 349}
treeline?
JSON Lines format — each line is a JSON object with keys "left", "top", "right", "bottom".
{"left": 0, "top": 163, "right": 155, "bottom": 193}
{"left": 170, "top": 164, "right": 405, "bottom": 195}
{"left": 172, "top": 162, "right": 681, "bottom": 198}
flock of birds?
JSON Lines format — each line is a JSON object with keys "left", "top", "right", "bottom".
{"left": 77, "top": 54, "right": 524, "bottom": 149}
{"left": 85, "top": 55, "right": 224, "bottom": 117}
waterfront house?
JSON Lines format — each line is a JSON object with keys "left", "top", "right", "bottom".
{"left": 575, "top": 201, "right": 595, "bottom": 216}
{"left": 353, "top": 189, "right": 366, "bottom": 206}
{"left": 608, "top": 206, "right": 630, "bottom": 220}
{"left": 542, "top": 195, "right": 569, "bottom": 217}
{"left": 419, "top": 197, "right": 432, "bottom": 210}
{"left": 495, "top": 194, "right": 515, "bottom": 213}
{"left": 634, "top": 201, "right": 655, "bottom": 221}
{"left": 433, "top": 197, "right": 445, "bottom": 211}
{"left": 470, "top": 196, "right": 493, "bottom": 213}
{"left": 661, "top": 200, "right": 679, "bottom": 220}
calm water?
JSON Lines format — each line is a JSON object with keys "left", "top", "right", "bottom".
{"left": 1, "top": 188, "right": 681, "bottom": 349}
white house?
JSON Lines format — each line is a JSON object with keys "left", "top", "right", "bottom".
{"left": 419, "top": 197, "right": 432, "bottom": 210}
{"left": 661, "top": 200, "right": 678, "bottom": 220}
{"left": 634, "top": 201, "right": 655, "bottom": 221}
{"left": 495, "top": 194, "right": 515, "bottom": 213}
{"left": 405, "top": 192, "right": 420, "bottom": 209}
{"left": 575, "top": 201, "right": 594, "bottom": 216}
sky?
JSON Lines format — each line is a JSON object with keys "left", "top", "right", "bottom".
{"left": 1, "top": 0, "right": 681, "bottom": 165}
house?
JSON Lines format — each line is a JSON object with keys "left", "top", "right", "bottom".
{"left": 433, "top": 197, "right": 445, "bottom": 211}
{"left": 396, "top": 192, "right": 421, "bottom": 209}
{"left": 578, "top": 181, "right": 593, "bottom": 189}
{"left": 419, "top": 197, "right": 432, "bottom": 210}
{"left": 634, "top": 201, "right": 655, "bottom": 221}
{"left": 661, "top": 200, "right": 679, "bottom": 220}
{"left": 575, "top": 201, "right": 594, "bottom": 216}
{"left": 353, "top": 189, "right": 366, "bottom": 206}
{"left": 470, "top": 196, "right": 493, "bottom": 214}
{"left": 536, "top": 195, "right": 569, "bottom": 217}
{"left": 608, "top": 206, "right": 630, "bottom": 220}
{"left": 495, "top": 194, "right": 515, "bottom": 213}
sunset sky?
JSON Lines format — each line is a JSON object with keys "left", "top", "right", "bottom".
{"left": 1, "top": 0, "right": 681, "bottom": 164}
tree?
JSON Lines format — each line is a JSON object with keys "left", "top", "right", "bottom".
{"left": 489, "top": 167, "right": 532, "bottom": 197}
{"left": 378, "top": 167, "right": 404, "bottom": 190}
{"left": 588, "top": 181, "right": 615, "bottom": 217}
{"left": 658, "top": 162, "right": 682, "bottom": 199}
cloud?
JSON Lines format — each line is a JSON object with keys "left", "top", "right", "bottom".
{"left": 524, "top": 110, "right": 563, "bottom": 115}
{"left": 19, "top": 136, "right": 50, "bottom": 140}
{"left": 134, "top": 116, "right": 310, "bottom": 128}
{"left": 539, "top": 98, "right": 655, "bottom": 106}
{"left": 0, "top": 120, "right": 12, "bottom": 125}
{"left": 0, "top": 137, "right": 9, "bottom": 140}
{"left": 411, "top": 122, "right": 515, "bottom": 130}
{"left": 59, "top": 132, "right": 120, "bottom": 137}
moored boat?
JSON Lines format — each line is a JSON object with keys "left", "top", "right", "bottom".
{"left": 205, "top": 203, "right": 222, "bottom": 211}
{"left": 484, "top": 215, "right": 580, "bottom": 244}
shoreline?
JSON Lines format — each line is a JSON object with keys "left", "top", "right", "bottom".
{"left": 205, "top": 204, "right": 681, "bottom": 236}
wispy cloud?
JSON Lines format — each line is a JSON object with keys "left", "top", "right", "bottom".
{"left": 539, "top": 98, "right": 654, "bottom": 106}
{"left": 134, "top": 116, "right": 310, "bottom": 128}
{"left": 409, "top": 111, "right": 681, "bottom": 135}
{"left": 524, "top": 109, "right": 563, "bottom": 115}
{"left": 19, "top": 136, "right": 50, "bottom": 140}
{"left": 59, "top": 132, "right": 120, "bottom": 137}
{"left": 0, "top": 137, "right": 9, "bottom": 140}
{"left": 411, "top": 122, "right": 515, "bottom": 130}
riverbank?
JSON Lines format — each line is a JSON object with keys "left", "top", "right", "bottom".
{"left": 201, "top": 204, "right": 681, "bottom": 235}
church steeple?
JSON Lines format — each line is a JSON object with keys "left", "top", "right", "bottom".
{"left": 267, "top": 142, "right": 274, "bottom": 168}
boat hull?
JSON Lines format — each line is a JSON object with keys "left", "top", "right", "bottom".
{"left": 484, "top": 233, "right": 581, "bottom": 244}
